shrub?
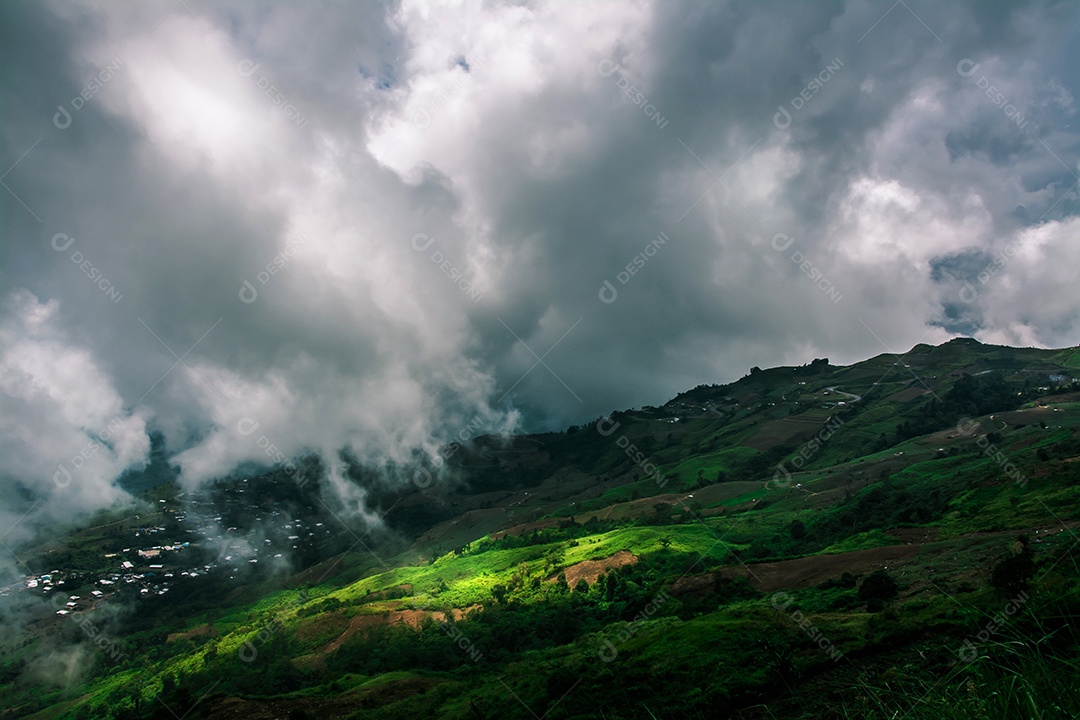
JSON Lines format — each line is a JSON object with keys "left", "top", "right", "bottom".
{"left": 858, "top": 569, "right": 899, "bottom": 611}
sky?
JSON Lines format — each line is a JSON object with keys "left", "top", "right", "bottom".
{"left": 1, "top": 0, "right": 1078, "bottom": 543}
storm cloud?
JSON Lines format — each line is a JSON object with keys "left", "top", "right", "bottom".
{"left": 2, "top": 0, "right": 1078, "bottom": 544}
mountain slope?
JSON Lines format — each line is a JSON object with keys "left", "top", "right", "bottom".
{"left": 4, "top": 338, "right": 1080, "bottom": 720}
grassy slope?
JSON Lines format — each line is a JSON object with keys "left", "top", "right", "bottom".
{"left": 5, "top": 339, "right": 1080, "bottom": 720}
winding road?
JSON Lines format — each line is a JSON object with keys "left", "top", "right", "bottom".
{"left": 826, "top": 386, "right": 862, "bottom": 403}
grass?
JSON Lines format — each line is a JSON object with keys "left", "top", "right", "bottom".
{"left": 820, "top": 529, "right": 896, "bottom": 554}
{"left": 661, "top": 446, "right": 758, "bottom": 484}
{"left": 9, "top": 343, "right": 1080, "bottom": 720}
{"left": 842, "top": 625, "right": 1080, "bottom": 719}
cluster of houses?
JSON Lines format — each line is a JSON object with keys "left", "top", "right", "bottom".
{"left": 2, "top": 491, "right": 343, "bottom": 620}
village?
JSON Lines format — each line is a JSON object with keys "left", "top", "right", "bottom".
{"left": 3, "top": 481, "right": 344, "bottom": 622}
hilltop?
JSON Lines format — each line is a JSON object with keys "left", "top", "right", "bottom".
{"left": 3, "top": 338, "right": 1080, "bottom": 720}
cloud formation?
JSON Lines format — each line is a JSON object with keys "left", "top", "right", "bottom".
{"left": 1, "top": 0, "right": 1077, "bottom": 541}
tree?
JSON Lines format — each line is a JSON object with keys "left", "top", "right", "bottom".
{"left": 605, "top": 573, "right": 618, "bottom": 601}
{"left": 990, "top": 542, "right": 1035, "bottom": 595}
{"left": 788, "top": 519, "right": 807, "bottom": 540}
{"left": 574, "top": 579, "right": 589, "bottom": 595}
{"left": 858, "top": 569, "right": 899, "bottom": 611}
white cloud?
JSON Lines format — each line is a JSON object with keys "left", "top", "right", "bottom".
{"left": 0, "top": 290, "right": 150, "bottom": 542}
{"left": 0, "top": 0, "right": 1076, "bottom": 542}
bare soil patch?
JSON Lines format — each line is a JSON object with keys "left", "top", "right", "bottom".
{"left": 167, "top": 623, "right": 217, "bottom": 643}
{"left": 720, "top": 544, "right": 922, "bottom": 592}
{"left": 742, "top": 415, "right": 830, "bottom": 451}
{"left": 886, "top": 387, "right": 930, "bottom": 403}
{"left": 555, "top": 550, "right": 637, "bottom": 587}
{"left": 492, "top": 518, "right": 561, "bottom": 540}
{"left": 319, "top": 604, "right": 482, "bottom": 656}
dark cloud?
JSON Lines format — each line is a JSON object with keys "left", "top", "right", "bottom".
{"left": 1, "top": 0, "right": 1078, "bottom": 543}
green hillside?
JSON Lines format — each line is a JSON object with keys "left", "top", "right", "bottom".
{"left": 3, "top": 338, "right": 1080, "bottom": 720}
